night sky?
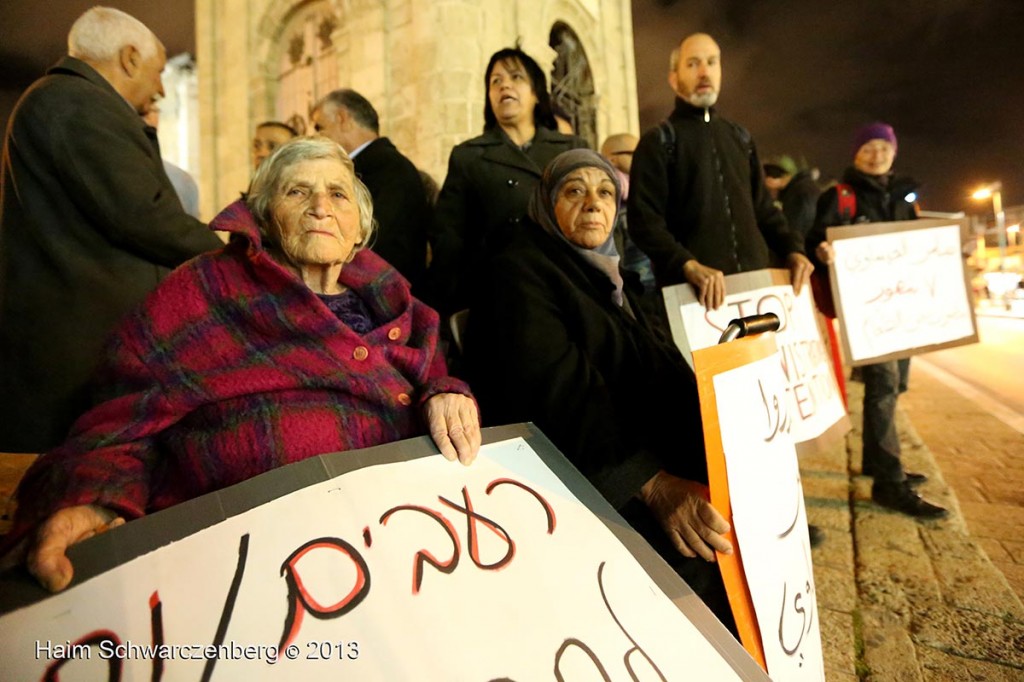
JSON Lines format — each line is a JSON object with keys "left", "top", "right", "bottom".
{"left": 2, "top": 0, "right": 1022, "bottom": 212}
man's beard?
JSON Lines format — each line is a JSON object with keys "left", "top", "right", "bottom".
{"left": 687, "top": 90, "right": 718, "bottom": 108}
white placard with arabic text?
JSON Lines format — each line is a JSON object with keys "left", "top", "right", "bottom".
{"left": 828, "top": 220, "right": 977, "bottom": 364}
{"left": 713, "top": 354, "right": 825, "bottom": 681}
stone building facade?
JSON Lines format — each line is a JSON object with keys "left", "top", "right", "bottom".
{"left": 195, "top": 0, "right": 639, "bottom": 218}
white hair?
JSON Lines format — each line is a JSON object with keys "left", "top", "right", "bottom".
{"left": 68, "top": 6, "right": 158, "bottom": 62}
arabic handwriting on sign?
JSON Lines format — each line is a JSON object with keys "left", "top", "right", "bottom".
{"left": 842, "top": 238, "right": 908, "bottom": 272}
{"left": 864, "top": 279, "right": 918, "bottom": 304}
{"left": 759, "top": 378, "right": 792, "bottom": 443}
{"left": 777, "top": 476, "right": 802, "bottom": 540}
{"left": 910, "top": 237, "right": 958, "bottom": 265}
{"left": 777, "top": 578, "right": 815, "bottom": 661}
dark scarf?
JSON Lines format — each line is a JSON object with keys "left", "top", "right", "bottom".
{"left": 527, "top": 149, "right": 625, "bottom": 305}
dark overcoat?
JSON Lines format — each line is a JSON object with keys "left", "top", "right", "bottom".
{"left": 354, "top": 137, "right": 430, "bottom": 293}
{"left": 0, "top": 57, "right": 222, "bottom": 452}
{"left": 427, "top": 126, "right": 586, "bottom": 312}
{"left": 462, "top": 222, "right": 734, "bottom": 627}
{"left": 463, "top": 223, "right": 708, "bottom": 507}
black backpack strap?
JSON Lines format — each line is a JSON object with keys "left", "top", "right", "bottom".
{"left": 657, "top": 120, "right": 677, "bottom": 164}
{"left": 725, "top": 120, "right": 753, "bottom": 157}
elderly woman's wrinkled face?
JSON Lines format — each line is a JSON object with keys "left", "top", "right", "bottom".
{"left": 554, "top": 168, "right": 618, "bottom": 249}
{"left": 270, "top": 158, "right": 361, "bottom": 266}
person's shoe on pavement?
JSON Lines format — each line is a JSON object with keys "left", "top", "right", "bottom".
{"left": 808, "top": 524, "right": 826, "bottom": 548}
{"left": 871, "top": 480, "right": 947, "bottom": 519}
{"left": 904, "top": 471, "right": 927, "bottom": 486}
{"left": 862, "top": 465, "right": 927, "bottom": 486}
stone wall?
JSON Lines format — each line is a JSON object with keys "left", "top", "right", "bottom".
{"left": 195, "top": 0, "right": 638, "bottom": 218}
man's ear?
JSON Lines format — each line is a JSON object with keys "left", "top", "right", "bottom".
{"left": 335, "top": 106, "right": 351, "bottom": 129}
{"left": 119, "top": 44, "right": 140, "bottom": 77}
{"left": 668, "top": 70, "right": 678, "bottom": 92}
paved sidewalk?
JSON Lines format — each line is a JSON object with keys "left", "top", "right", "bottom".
{"left": 804, "top": 372, "right": 1024, "bottom": 680}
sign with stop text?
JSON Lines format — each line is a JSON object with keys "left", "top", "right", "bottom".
{"left": 0, "top": 428, "right": 766, "bottom": 681}
{"left": 663, "top": 269, "right": 849, "bottom": 452}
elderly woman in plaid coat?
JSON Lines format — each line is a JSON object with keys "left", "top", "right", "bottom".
{"left": 7, "top": 136, "right": 480, "bottom": 592}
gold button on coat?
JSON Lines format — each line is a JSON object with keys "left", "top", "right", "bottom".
{"left": 387, "top": 327, "right": 402, "bottom": 341}
{"left": 397, "top": 393, "right": 412, "bottom": 406}
{"left": 353, "top": 346, "right": 369, "bottom": 361}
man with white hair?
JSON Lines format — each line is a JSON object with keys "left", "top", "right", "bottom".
{"left": 628, "top": 33, "right": 813, "bottom": 311}
{"left": 0, "top": 6, "right": 221, "bottom": 453}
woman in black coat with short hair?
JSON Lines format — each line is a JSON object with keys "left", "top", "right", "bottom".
{"left": 426, "top": 47, "right": 587, "bottom": 314}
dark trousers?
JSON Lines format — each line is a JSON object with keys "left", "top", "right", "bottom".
{"left": 861, "top": 360, "right": 905, "bottom": 482}
{"left": 897, "top": 357, "right": 911, "bottom": 394}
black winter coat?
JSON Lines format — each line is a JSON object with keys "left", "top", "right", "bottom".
{"left": 778, "top": 170, "right": 821, "bottom": 240}
{"left": 0, "top": 57, "right": 222, "bottom": 452}
{"left": 427, "top": 126, "right": 586, "bottom": 313}
{"left": 628, "top": 99, "right": 803, "bottom": 285}
{"left": 354, "top": 137, "right": 430, "bottom": 293}
{"left": 806, "top": 167, "right": 919, "bottom": 268}
{"left": 463, "top": 223, "right": 708, "bottom": 509}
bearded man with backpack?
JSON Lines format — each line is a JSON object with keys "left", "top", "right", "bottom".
{"left": 628, "top": 32, "right": 813, "bottom": 311}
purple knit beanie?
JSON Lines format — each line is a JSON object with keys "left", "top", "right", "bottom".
{"left": 851, "top": 122, "right": 897, "bottom": 158}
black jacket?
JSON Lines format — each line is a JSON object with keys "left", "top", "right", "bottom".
{"left": 463, "top": 223, "right": 708, "bottom": 510}
{"left": 0, "top": 57, "right": 222, "bottom": 452}
{"left": 354, "top": 137, "right": 430, "bottom": 293}
{"left": 427, "top": 126, "right": 586, "bottom": 313}
{"left": 628, "top": 98, "right": 803, "bottom": 285}
{"left": 778, "top": 170, "right": 821, "bottom": 241}
{"left": 807, "top": 167, "right": 919, "bottom": 268}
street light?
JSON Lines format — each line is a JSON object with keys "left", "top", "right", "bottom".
{"left": 972, "top": 182, "right": 1006, "bottom": 270}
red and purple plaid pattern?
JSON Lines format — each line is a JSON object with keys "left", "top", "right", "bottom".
{"left": 11, "top": 201, "right": 469, "bottom": 536}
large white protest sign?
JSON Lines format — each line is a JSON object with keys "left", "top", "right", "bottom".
{"left": 664, "top": 269, "right": 849, "bottom": 452}
{"left": 827, "top": 219, "right": 978, "bottom": 364}
{"left": 693, "top": 336, "right": 825, "bottom": 682}
{"left": 0, "top": 431, "right": 762, "bottom": 681}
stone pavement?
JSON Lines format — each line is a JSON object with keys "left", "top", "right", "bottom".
{"left": 803, "top": 369, "right": 1024, "bottom": 681}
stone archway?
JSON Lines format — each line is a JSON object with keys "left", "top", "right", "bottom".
{"left": 271, "top": 0, "right": 341, "bottom": 132}
{"left": 549, "top": 21, "right": 597, "bottom": 148}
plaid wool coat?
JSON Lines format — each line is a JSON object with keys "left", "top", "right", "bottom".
{"left": 11, "top": 200, "right": 470, "bottom": 535}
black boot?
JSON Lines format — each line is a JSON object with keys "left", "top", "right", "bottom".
{"left": 808, "top": 524, "right": 826, "bottom": 548}
{"left": 871, "top": 480, "right": 947, "bottom": 519}
{"left": 863, "top": 465, "right": 927, "bottom": 486}
{"left": 904, "top": 471, "right": 927, "bottom": 486}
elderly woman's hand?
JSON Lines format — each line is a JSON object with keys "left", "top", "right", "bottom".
{"left": 25, "top": 504, "right": 125, "bottom": 592}
{"left": 424, "top": 393, "right": 481, "bottom": 465}
{"left": 639, "top": 471, "right": 732, "bottom": 562}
